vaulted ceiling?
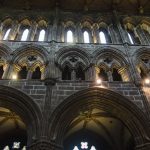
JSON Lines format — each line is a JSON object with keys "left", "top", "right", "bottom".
{"left": 0, "top": 0, "right": 150, "bottom": 13}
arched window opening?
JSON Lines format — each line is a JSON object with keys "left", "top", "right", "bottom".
{"left": 67, "top": 30, "right": 73, "bottom": 43}
{"left": 3, "top": 28, "right": 11, "bottom": 40}
{"left": 32, "top": 67, "right": 41, "bottom": 79}
{"left": 127, "top": 32, "right": 134, "bottom": 44}
{"left": 83, "top": 31, "right": 90, "bottom": 43}
{"left": 18, "top": 66, "right": 28, "bottom": 79}
{"left": 62, "top": 66, "right": 71, "bottom": 80}
{"left": 140, "top": 67, "right": 147, "bottom": 79}
{"left": 21, "top": 29, "right": 29, "bottom": 41}
{"left": 0, "top": 66, "right": 4, "bottom": 79}
{"left": 112, "top": 68, "right": 122, "bottom": 81}
{"left": 38, "top": 29, "right": 45, "bottom": 41}
{"left": 76, "top": 66, "right": 85, "bottom": 80}
{"left": 99, "top": 31, "right": 107, "bottom": 44}
{"left": 98, "top": 68, "right": 108, "bottom": 81}
{"left": 127, "top": 30, "right": 141, "bottom": 45}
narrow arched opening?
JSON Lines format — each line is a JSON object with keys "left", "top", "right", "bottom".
{"left": 18, "top": 66, "right": 28, "bottom": 79}
{"left": 62, "top": 66, "right": 72, "bottom": 80}
{"left": 75, "top": 66, "right": 85, "bottom": 80}
{"left": 98, "top": 68, "right": 108, "bottom": 81}
{"left": 112, "top": 68, "right": 122, "bottom": 81}
{"left": 32, "top": 67, "right": 41, "bottom": 79}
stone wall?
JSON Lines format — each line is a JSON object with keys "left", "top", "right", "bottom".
{"left": 0, "top": 80, "right": 147, "bottom": 113}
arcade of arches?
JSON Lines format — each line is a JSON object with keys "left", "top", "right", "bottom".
{"left": 0, "top": 0, "right": 150, "bottom": 149}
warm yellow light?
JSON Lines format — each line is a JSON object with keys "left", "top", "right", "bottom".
{"left": 96, "top": 79, "right": 102, "bottom": 84}
{"left": 145, "top": 78, "right": 150, "bottom": 84}
{"left": 12, "top": 74, "right": 17, "bottom": 80}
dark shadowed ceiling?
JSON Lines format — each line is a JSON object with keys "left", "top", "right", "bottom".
{"left": 0, "top": 0, "right": 150, "bottom": 13}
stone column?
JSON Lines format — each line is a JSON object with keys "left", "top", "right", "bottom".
{"left": 27, "top": 68, "right": 33, "bottom": 80}
{"left": 0, "top": 22, "right": 4, "bottom": 40}
{"left": 136, "top": 25, "right": 148, "bottom": 45}
{"left": 107, "top": 70, "right": 113, "bottom": 82}
{"left": 118, "top": 67, "right": 130, "bottom": 82}
{"left": 29, "top": 21, "right": 38, "bottom": 41}
{"left": 3, "top": 61, "right": 15, "bottom": 79}
{"left": 47, "top": 23, "right": 53, "bottom": 41}
{"left": 93, "top": 23, "right": 99, "bottom": 43}
{"left": 2, "top": 63, "right": 9, "bottom": 79}
{"left": 9, "top": 21, "right": 19, "bottom": 40}
{"left": 77, "top": 22, "right": 82, "bottom": 43}
{"left": 71, "top": 69, "right": 76, "bottom": 80}
{"left": 113, "top": 10, "right": 128, "bottom": 44}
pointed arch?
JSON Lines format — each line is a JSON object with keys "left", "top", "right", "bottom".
{"left": 0, "top": 85, "right": 42, "bottom": 144}
{"left": 49, "top": 87, "right": 150, "bottom": 149}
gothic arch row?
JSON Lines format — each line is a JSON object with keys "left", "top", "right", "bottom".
{"left": 0, "top": 44, "right": 149, "bottom": 81}
{"left": 1, "top": 16, "right": 150, "bottom": 44}
{"left": 0, "top": 85, "right": 150, "bottom": 149}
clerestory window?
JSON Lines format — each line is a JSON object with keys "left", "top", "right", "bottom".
{"left": 21, "top": 29, "right": 29, "bottom": 41}
{"left": 38, "top": 29, "right": 45, "bottom": 41}
{"left": 3, "top": 28, "right": 11, "bottom": 40}
{"left": 83, "top": 31, "right": 90, "bottom": 43}
{"left": 99, "top": 31, "right": 107, "bottom": 44}
{"left": 67, "top": 30, "right": 73, "bottom": 43}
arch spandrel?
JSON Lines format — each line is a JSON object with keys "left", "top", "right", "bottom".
{"left": 49, "top": 87, "right": 150, "bottom": 147}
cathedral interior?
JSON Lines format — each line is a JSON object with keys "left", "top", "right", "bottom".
{"left": 0, "top": 0, "right": 150, "bottom": 150}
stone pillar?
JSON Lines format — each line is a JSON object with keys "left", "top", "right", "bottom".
{"left": 3, "top": 61, "right": 15, "bottom": 79}
{"left": 71, "top": 69, "right": 76, "bottom": 80}
{"left": 40, "top": 66, "right": 46, "bottom": 80}
{"left": 10, "top": 21, "right": 20, "bottom": 40}
{"left": 118, "top": 67, "right": 130, "bottom": 82}
{"left": 77, "top": 22, "right": 82, "bottom": 43}
{"left": 29, "top": 22, "right": 38, "bottom": 41}
{"left": 2, "top": 63, "right": 9, "bottom": 79}
{"left": 27, "top": 68, "right": 33, "bottom": 79}
{"left": 47, "top": 23, "right": 53, "bottom": 41}
{"left": 107, "top": 70, "right": 113, "bottom": 82}
{"left": 113, "top": 10, "right": 128, "bottom": 44}
{"left": 136, "top": 26, "right": 148, "bottom": 45}
{"left": 0, "top": 22, "right": 4, "bottom": 40}
{"left": 93, "top": 23, "right": 99, "bottom": 43}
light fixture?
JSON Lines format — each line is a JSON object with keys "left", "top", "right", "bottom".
{"left": 12, "top": 74, "right": 17, "bottom": 80}
{"left": 96, "top": 78, "right": 102, "bottom": 85}
{"left": 145, "top": 78, "right": 150, "bottom": 84}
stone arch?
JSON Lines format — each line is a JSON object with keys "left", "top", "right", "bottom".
{"left": 0, "top": 43, "right": 11, "bottom": 57}
{"left": 93, "top": 47, "right": 128, "bottom": 65}
{"left": 134, "top": 47, "right": 150, "bottom": 78}
{"left": 93, "top": 47, "right": 129, "bottom": 81}
{"left": 11, "top": 44, "right": 48, "bottom": 79}
{"left": 12, "top": 44, "right": 48, "bottom": 63}
{"left": 0, "top": 85, "right": 42, "bottom": 145}
{"left": 49, "top": 87, "right": 150, "bottom": 149}
{"left": 56, "top": 46, "right": 91, "bottom": 67}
